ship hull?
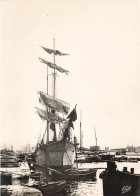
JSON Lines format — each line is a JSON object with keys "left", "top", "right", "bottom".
{"left": 100, "top": 161, "right": 140, "bottom": 196}
{"left": 35, "top": 140, "right": 75, "bottom": 169}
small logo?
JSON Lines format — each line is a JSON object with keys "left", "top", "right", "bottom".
{"left": 122, "top": 185, "right": 131, "bottom": 194}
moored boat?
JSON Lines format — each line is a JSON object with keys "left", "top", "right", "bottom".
{"left": 51, "top": 168, "right": 97, "bottom": 181}
{"left": 24, "top": 180, "right": 66, "bottom": 196}
{"left": 99, "top": 161, "right": 140, "bottom": 196}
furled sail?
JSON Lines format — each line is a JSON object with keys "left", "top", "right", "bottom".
{"left": 38, "top": 91, "right": 69, "bottom": 115}
{"left": 40, "top": 46, "right": 69, "bottom": 56}
{"left": 35, "top": 107, "right": 66, "bottom": 123}
{"left": 39, "top": 58, "right": 69, "bottom": 75}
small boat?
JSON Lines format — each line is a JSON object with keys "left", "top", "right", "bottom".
{"left": 128, "top": 158, "right": 138, "bottom": 163}
{"left": 51, "top": 168, "right": 97, "bottom": 181}
{"left": 74, "top": 153, "right": 89, "bottom": 163}
{"left": 84, "top": 155, "right": 102, "bottom": 163}
{"left": 24, "top": 180, "right": 66, "bottom": 196}
{"left": 99, "top": 161, "right": 140, "bottom": 196}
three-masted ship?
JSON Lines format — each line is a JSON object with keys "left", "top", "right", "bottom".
{"left": 34, "top": 40, "right": 77, "bottom": 169}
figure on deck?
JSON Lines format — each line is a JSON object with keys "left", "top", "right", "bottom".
{"left": 50, "top": 110, "right": 57, "bottom": 141}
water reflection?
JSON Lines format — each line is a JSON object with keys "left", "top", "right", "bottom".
{"left": 66, "top": 180, "right": 97, "bottom": 196}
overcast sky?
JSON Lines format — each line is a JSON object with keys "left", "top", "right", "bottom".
{"left": 0, "top": 0, "right": 140, "bottom": 150}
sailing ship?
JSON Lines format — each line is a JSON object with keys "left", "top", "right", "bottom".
{"left": 34, "top": 40, "right": 77, "bottom": 169}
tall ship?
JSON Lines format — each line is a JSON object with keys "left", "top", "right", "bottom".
{"left": 34, "top": 40, "right": 77, "bottom": 169}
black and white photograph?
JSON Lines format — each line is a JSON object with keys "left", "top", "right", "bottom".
{"left": 0, "top": 0, "right": 140, "bottom": 195}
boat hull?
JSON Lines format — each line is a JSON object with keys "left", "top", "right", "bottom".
{"left": 51, "top": 168, "right": 97, "bottom": 181}
{"left": 100, "top": 161, "right": 140, "bottom": 196}
{"left": 25, "top": 180, "right": 66, "bottom": 196}
{"left": 35, "top": 140, "right": 75, "bottom": 169}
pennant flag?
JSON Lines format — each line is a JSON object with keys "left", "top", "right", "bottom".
{"left": 41, "top": 46, "right": 69, "bottom": 56}
{"left": 39, "top": 58, "right": 69, "bottom": 75}
{"left": 38, "top": 91, "right": 69, "bottom": 115}
{"left": 67, "top": 104, "right": 77, "bottom": 122}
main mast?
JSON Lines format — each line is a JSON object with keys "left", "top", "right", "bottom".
{"left": 53, "top": 38, "right": 56, "bottom": 98}
{"left": 46, "top": 38, "right": 56, "bottom": 143}
{"left": 52, "top": 38, "right": 57, "bottom": 141}
{"left": 46, "top": 51, "right": 49, "bottom": 144}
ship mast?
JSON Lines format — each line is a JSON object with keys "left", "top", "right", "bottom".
{"left": 52, "top": 38, "right": 57, "bottom": 141}
{"left": 94, "top": 124, "right": 97, "bottom": 150}
{"left": 47, "top": 39, "right": 57, "bottom": 143}
{"left": 46, "top": 52, "right": 49, "bottom": 144}
{"left": 46, "top": 39, "right": 56, "bottom": 144}
{"left": 80, "top": 111, "right": 83, "bottom": 152}
{"left": 53, "top": 38, "right": 56, "bottom": 98}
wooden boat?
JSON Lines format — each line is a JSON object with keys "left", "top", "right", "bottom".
{"left": 99, "top": 161, "right": 140, "bottom": 196}
{"left": 24, "top": 180, "right": 66, "bottom": 196}
{"left": 51, "top": 168, "right": 97, "bottom": 181}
